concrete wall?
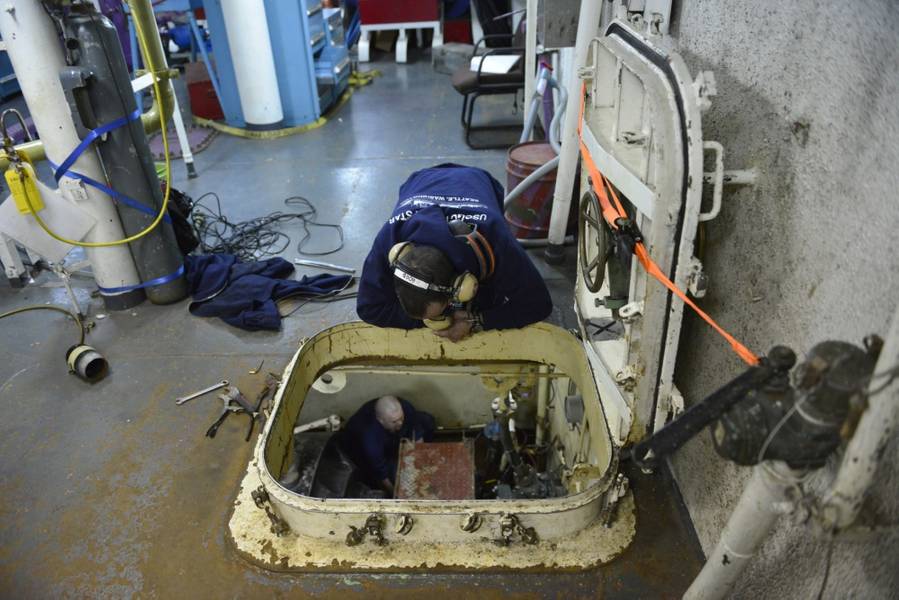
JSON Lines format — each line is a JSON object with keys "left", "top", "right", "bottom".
{"left": 658, "top": 1, "right": 899, "bottom": 598}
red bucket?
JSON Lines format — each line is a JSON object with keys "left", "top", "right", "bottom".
{"left": 504, "top": 141, "right": 559, "bottom": 239}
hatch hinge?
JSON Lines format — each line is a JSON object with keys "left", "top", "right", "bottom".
{"left": 693, "top": 70, "right": 717, "bottom": 113}
{"left": 251, "top": 486, "right": 290, "bottom": 537}
{"left": 346, "top": 513, "right": 388, "bottom": 547}
{"left": 615, "top": 363, "right": 642, "bottom": 390}
{"left": 619, "top": 300, "right": 644, "bottom": 322}
{"left": 600, "top": 473, "right": 630, "bottom": 527}
{"left": 685, "top": 256, "right": 709, "bottom": 298}
{"left": 495, "top": 513, "right": 539, "bottom": 546}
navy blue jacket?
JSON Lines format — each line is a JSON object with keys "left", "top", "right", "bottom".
{"left": 185, "top": 254, "right": 352, "bottom": 331}
{"left": 342, "top": 398, "right": 434, "bottom": 485}
{"left": 356, "top": 164, "right": 552, "bottom": 330}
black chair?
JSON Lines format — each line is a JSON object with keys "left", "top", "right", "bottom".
{"left": 451, "top": 32, "right": 525, "bottom": 149}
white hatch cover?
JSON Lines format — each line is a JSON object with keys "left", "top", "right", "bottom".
{"left": 574, "top": 19, "right": 725, "bottom": 444}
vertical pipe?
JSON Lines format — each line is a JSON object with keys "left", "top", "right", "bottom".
{"left": 683, "top": 461, "right": 807, "bottom": 600}
{"left": 543, "top": 0, "right": 602, "bottom": 264}
{"left": 0, "top": 0, "right": 143, "bottom": 310}
{"left": 523, "top": 0, "right": 538, "bottom": 112}
{"left": 219, "top": 0, "right": 283, "bottom": 129}
{"left": 819, "top": 302, "right": 899, "bottom": 530}
{"left": 127, "top": 0, "right": 173, "bottom": 135}
{"left": 535, "top": 364, "right": 550, "bottom": 446}
{"left": 66, "top": 8, "right": 187, "bottom": 304}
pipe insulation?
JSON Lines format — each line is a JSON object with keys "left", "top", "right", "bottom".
{"left": 0, "top": 0, "right": 143, "bottom": 310}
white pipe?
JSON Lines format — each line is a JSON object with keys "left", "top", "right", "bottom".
{"left": 545, "top": 0, "right": 602, "bottom": 250}
{"left": 523, "top": 0, "right": 538, "bottom": 118}
{"left": 220, "top": 0, "right": 283, "bottom": 128}
{"left": 684, "top": 461, "right": 808, "bottom": 600}
{"left": 817, "top": 302, "right": 899, "bottom": 531}
{"left": 0, "top": 0, "right": 142, "bottom": 300}
{"left": 535, "top": 364, "right": 549, "bottom": 445}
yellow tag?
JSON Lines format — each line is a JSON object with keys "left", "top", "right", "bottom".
{"left": 6, "top": 161, "right": 43, "bottom": 214}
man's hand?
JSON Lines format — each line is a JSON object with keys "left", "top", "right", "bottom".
{"left": 381, "top": 478, "right": 395, "bottom": 496}
{"left": 433, "top": 310, "right": 474, "bottom": 343}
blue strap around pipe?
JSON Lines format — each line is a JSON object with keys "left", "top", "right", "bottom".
{"left": 48, "top": 159, "right": 172, "bottom": 225}
{"left": 53, "top": 107, "right": 142, "bottom": 182}
{"left": 97, "top": 263, "right": 184, "bottom": 294}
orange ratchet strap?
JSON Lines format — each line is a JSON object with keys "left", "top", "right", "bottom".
{"left": 577, "top": 85, "right": 760, "bottom": 366}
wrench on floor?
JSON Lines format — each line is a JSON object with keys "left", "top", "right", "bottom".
{"left": 175, "top": 380, "right": 229, "bottom": 405}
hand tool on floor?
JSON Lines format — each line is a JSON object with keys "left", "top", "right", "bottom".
{"left": 175, "top": 379, "right": 229, "bottom": 405}
{"left": 206, "top": 385, "right": 256, "bottom": 439}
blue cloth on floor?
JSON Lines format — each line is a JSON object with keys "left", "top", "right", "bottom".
{"left": 185, "top": 254, "right": 352, "bottom": 331}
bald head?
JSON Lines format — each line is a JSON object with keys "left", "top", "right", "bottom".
{"left": 375, "top": 395, "right": 405, "bottom": 433}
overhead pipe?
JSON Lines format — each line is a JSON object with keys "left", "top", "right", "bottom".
{"left": 0, "top": 0, "right": 174, "bottom": 171}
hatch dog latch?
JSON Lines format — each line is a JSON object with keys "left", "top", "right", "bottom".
{"left": 495, "top": 513, "right": 539, "bottom": 546}
{"left": 346, "top": 513, "right": 388, "bottom": 547}
{"left": 251, "top": 485, "right": 290, "bottom": 537}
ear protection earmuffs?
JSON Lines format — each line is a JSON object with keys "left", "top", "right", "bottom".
{"left": 388, "top": 221, "right": 496, "bottom": 332}
{"left": 388, "top": 221, "right": 495, "bottom": 305}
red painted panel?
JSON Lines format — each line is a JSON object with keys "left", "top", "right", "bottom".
{"left": 395, "top": 440, "right": 476, "bottom": 500}
{"left": 359, "top": 0, "right": 439, "bottom": 25}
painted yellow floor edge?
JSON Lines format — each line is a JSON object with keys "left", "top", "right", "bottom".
{"left": 193, "top": 89, "right": 354, "bottom": 140}
{"left": 228, "top": 460, "right": 636, "bottom": 572}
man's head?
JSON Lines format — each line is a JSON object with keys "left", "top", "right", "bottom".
{"left": 391, "top": 244, "right": 455, "bottom": 320}
{"left": 375, "top": 395, "right": 405, "bottom": 433}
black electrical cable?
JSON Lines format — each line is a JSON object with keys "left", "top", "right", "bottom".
{"left": 0, "top": 305, "right": 85, "bottom": 346}
{"left": 189, "top": 193, "right": 344, "bottom": 262}
{"left": 284, "top": 196, "right": 345, "bottom": 256}
{"left": 277, "top": 276, "right": 358, "bottom": 318}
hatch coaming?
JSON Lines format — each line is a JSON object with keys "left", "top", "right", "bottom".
{"left": 254, "top": 321, "right": 618, "bottom": 543}
{"left": 575, "top": 20, "right": 710, "bottom": 442}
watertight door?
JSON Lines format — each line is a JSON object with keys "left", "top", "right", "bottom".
{"left": 575, "top": 19, "right": 723, "bottom": 443}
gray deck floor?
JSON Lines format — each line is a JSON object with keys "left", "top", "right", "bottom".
{"left": 0, "top": 52, "right": 702, "bottom": 598}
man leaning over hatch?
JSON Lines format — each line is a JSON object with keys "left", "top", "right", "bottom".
{"left": 356, "top": 163, "right": 552, "bottom": 342}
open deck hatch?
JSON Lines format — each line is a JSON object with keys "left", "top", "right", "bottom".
{"left": 229, "top": 18, "right": 723, "bottom": 571}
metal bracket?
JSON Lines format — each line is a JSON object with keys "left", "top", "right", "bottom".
{"left": 619, "top": 300, "right": 644, "bottom": 322}
{"left": 251, "top": 486, "right": 290, "bottom": 537}
{"left": 693, "top": 70, "right": 717, "bottom": 113}
{"left": 495, "top": 513, "right": 539, "bottom": 546}
{"left": 699, "top": 141, "right": 725, "bottom": 222}
{"left": 668, "top": 385, "right": 685, "bottom": 420}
